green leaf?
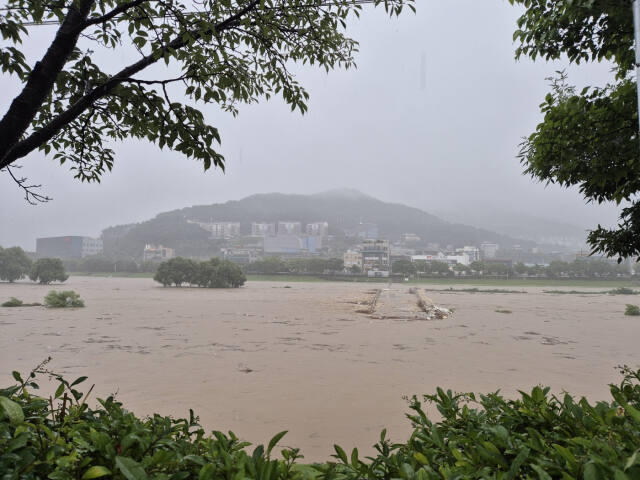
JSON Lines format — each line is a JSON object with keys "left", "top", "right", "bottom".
{"left": 115, "top": 456, "right": 148, "bottom": 480}
{"left": 0, "top": 396, "right": 24, "bottom": 424}
{"left": 584, "top": 463, "right": 602, "bottom": 480}
{"left": 333, "top": 444, "right": 348, "bottom": 464}
{"left": 82, "top": 466, "right": 112, "bottom": 479}
{"left": 530, "top": 464, "right": 552, "bottom": 480}
{"left": 266, "top": 430, "right": 287, "bottom": 456}
{"left": 71, "top": 376, "right": 88, "bottom": 387}
{"left": 54, "top": 383, "right": 65, "bottom": 399}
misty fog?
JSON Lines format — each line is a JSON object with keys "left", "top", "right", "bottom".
{"left": 0, "top": 0, "right": 622, "bottom": 249}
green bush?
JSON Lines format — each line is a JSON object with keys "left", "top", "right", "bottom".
{"left": 625, "top": 304, "right": 640, "bottom": 316}
{"left": 2, "top": 366, "right": 640, "bottom": 479}
{"left": 610, "top": 287, "right": 638, "bottom": 295}
{"left": 0, "top": 363, "right": 300, "bottom": 480}
{"left": 1, "top": 297, "right": 23, "bottom": 307}
{"left": 1, "top": 297, "right": 41, "bottom": 307}
{"left": 29, "top": 258, "right": 68, "bottom": 284}
{"left": 44, "top": 290, "right": 84, "bottom": 308}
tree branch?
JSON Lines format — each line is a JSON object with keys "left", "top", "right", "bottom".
{"left": 2, "top": 165, "right": 52, "bottom": 204}
{"left": 0, "top": 0, "right": 95, "bottom": 164}
{"left": 0, "top": 0, "right": 261, "bottom": 169}
{"left": 83, "top": 0, "right": 151, "bottom": 28}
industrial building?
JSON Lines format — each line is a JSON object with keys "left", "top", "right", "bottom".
{"left": 36, "top": 236, "right": 103, "bottom": 259}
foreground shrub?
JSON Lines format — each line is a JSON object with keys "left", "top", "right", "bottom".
{"left": 323, "top": 367, "right": 640, "bottom": 480}
{"left": 44, "top": 290, "right": 84, "bottom": 308}
{"left": 154, "top": 257, "right": 245, "bottom": 288}
{"left": 625, "top": 304, "right": 640, "bottom": 316}
{"left": 0, "top": 362, "right": 300, "bottom": 480}
{"left": 29, "top": 258, "right": 68, "bottom": 284}
{"left": 2, "top": 365, "right": 640, "bottom": 479}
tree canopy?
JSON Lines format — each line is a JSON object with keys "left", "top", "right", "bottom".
{"left": 29, "top": 258, "right": 69, "bottom": 284}
{"left": 509, "top": 0, "right": 639, "bottom": 261}
{"left": 0, "top": 0, "right": 412, "bottom": 202}
{"left": 0, "top": 246, "right": 32, "bottom": 282}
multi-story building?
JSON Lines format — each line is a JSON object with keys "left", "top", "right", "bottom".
{"left": 210, "top": 222, "right": 241, "bottom": 239}
{"left": 143, "top": 244, "right": 175, "bottom": 262}
{"left": 343, "top": 250, "right": 363, "bottom": 269}
{"left": 480, "top": 242, "right": 499, "bottom": 259}
{"left": 36, "top": 236, "right": 103, "bottom": 259}
{"left": 189, "top": 221, "right": 240, "bottom": 239}
{"left": 360, "top": 239, "right": 390, "bottom": 273}
{"left": 277, "top": 221, "right": 302, "bottom": 236}
{"left": 251, "top": 222, "right": 276, "bottom": 237}
{"left": 306, "top": 222, "right": 329, "bottom": 237}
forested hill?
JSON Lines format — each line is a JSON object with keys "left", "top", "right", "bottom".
{"left": 102, "top": 189, "right": 530, "bottom": 258}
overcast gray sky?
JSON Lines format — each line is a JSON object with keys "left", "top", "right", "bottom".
{"left": 0, "top": 0, "right": 623, "bottom": 250}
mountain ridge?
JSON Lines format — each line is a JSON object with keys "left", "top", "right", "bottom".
{"left": 102, "top": 190, "right": 533, "bottom": 258}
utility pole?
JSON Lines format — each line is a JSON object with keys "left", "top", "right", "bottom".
{"left": 634, "top": 1, "right": 640, "bottom": 134}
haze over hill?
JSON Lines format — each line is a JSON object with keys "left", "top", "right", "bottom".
{"left": 102, "top": 189, "right": 534, "bottom": 258}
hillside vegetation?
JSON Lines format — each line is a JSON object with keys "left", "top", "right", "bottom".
{"left": 101, "top": 190, "right": 528, "bottom": 259}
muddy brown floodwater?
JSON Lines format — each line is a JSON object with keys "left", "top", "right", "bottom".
{"left": 1, "top": 277, "right": 639, "bottom": 461}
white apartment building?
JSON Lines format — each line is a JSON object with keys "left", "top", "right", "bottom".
{"left": 306, "top": 222, "right": 329, "bottom": 236}
{"left": 277, "top": 221, "right": 302, "bottom": 235}
{"left": 251, "top": 222, "right": 276, "bottom": 236}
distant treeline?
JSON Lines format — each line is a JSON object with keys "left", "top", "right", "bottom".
{"left": 62, "top": 257, "right": 158, "bottom": 274}
{"left": 392, "top": 258, "right": 633, "bottom": 278}
{"left": 0, "top": 246, "right": 68, "bottom": 284}
{"left": 243, "top": 257, "right": 345, "bottom": 274}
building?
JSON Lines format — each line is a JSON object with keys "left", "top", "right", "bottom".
{"left": 360, "top": 239, "right": 390, "bottom": 273}
{"left": 401, "top": 233, "right": 421, "bottom": 243}
{"left": 345, "top": 223, "right": 379, "bottom": 239}
{"left": 343, "top": 250, "right": 363, "bottom": 269}
{"left": 222, "top": 248, "right": 260, "bottom": 264}
{"left": 480, "top": 242, "right": 499, "bottom": 259}
{"left": 456, "top": 246, "right": 480, "bottom": 262}
{"left": 306, "top": 222, "right": 329, "bottom": 237}
{"left": 36, "top": 236, "right": 103, "bottom": 259}
{"left": 277, "top": 221, "right": 302, "bottom": 236}
{"left": 263, "top": 235, "right": 322, "bottom": 254}
{"left": 251, "top": 222, "right": 276, "bottom": 237}
{"left": 189, "top": 221, "right": 240, "bottom": 239}
{"left": 143, "top": 244, "right": 175, "bottom": 262}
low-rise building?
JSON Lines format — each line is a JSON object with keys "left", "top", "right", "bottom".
{"left": 143, "top": 244, "right": 175, "bottom": 262}
{"left": 223, "top": 248, "right": 260, "bottom": 264}
{"left": 36, "top": 236, "right": 103, "bottom": 259}
{"left": 343, "top": 250, "right": 363, "bottom": 269}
